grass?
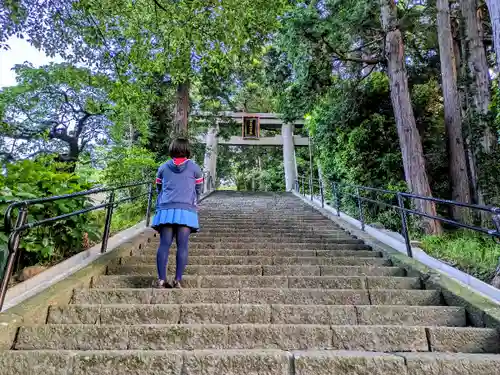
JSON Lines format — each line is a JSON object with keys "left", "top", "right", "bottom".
{"left": 420, "top": 230, "right": 500, "bottom": 283}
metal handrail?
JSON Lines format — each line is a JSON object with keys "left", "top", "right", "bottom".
{"left": 0, "top": 170, "right": 217, "bottom": 311}
{"left": 295, "top": 176, "right": 500, "bottom": 259}
{"left": 0, "top": 180, "right": 155, "bottom": 311}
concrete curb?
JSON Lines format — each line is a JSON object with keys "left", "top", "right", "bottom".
{"left": 293, "top": 191, "right": 500, "bottom": 327}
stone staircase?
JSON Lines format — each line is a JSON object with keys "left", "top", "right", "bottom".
{"left": 1, "top": 191, "right": 500, "bottom": 374}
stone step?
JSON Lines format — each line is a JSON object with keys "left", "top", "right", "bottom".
{"left": 2, "top": 350, "right": 500, "bottom": 375}
{"left": 15, "top": 324, "right": 500, "bottom": 352}
{"left": 197, "top": 226, "right": 339, "bottom": 232}
{"left": 197, "top": 228, "right": 348, "bottom": 234}
{"left": 198, "top": 217, "right": 331, "bottom": 221}
{"left": 199, "top": 220, "right": 332, "bottom": 224}
{"left": 72, "top": 288, "right": 442, "bottom": 306}
{"left": 188, "top": 237, "right": 362, "bottom": 244}
{"left": 293, "top": 351, "right": 500, "bottom": 375}
{"left": 145, "top": 243, "right": 372, "bottom": 251}
{"left": 93, "top": 275, "right": 418, "bottom": 290}
{"left": 197, "top": 221, "right": 338, "bottom": 226}
{"left": 94, "top": 267, "right": 407, "bottom": 288}
{"left": 108, "top": 262, "right": 393, "bottom": 277}
{"left": 130, "top": 249, "right": 381, "bottom": 258}
{"left": 119, "top": 255, "right": 386, "bottom": 267}
{"left": 182, "top": 239, "right": 364, "bottom": 246}
{"left": 48, "top": 303, "right": 466, "bottom": 326}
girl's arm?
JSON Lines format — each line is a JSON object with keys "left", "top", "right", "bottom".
{"left": 194, "top": 165, "right": 204, "bottom": 201}
{"left": 155, "top": 166, "right": 163, "bottom": 193}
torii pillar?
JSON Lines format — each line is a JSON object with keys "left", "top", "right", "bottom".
{"left": 203, "top": 124, "right": 219, "bottom": 190}
{"left": 282, "top": 123, "right": 298, "bottom": 191}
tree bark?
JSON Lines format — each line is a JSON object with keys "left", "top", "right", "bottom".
{"left": 436, "top": 0, "right": 471, "bottom": 220}
{"left": 379, "top": 0, "right": 442, "bottom": 235}
{"left": 462, "top": 0, "right": 498, "bottom": 209}
{"left": 173, "top": 81, "right": 190, "bottom": 136}
{"left": 486, "top": 0, "right": 500, "bottom": 72}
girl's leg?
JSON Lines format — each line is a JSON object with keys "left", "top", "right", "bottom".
{"left": 174, "top": 226, "right": 191, "bottom": 282}
{"left": 156, "top": 225, "right": 175, "bottom": 283}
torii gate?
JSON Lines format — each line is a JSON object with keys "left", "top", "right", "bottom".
{"left": 195, "top": 112, "right": 308, "bottom": 191}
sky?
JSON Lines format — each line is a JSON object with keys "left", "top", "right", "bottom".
{"left": 0, "top": 37, "right": 62, "bottom": 88}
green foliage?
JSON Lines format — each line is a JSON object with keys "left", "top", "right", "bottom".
{"left": 421, "top": 231, "right": 500, "bottom": 282}
{"left": 0, "top": 157, "right": 101, "bottom": 261}
{"left": 100, "top": 146, "right": 158, "bottom": 187}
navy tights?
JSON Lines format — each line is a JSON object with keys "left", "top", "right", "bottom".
{"left": 156, "top": 225, "right": 191, "bottom": 281}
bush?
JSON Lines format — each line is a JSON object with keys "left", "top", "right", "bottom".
{"left": 0, "top": 158, "right": 101, "bottom": 268}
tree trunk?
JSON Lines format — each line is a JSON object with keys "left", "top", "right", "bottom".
{"left": 379, "top": 0, "right": 442, "bottom": 235}
{"left": 436, "top": 0, "right": 471, "bottom": 220}
{"left": 486, "top": 0, "right": 500, "bottom": 72}
{"left": 462, "top": 0, "right": 498, "bottom": 210}
{"left": 173, "top": 82, "right": 190, "bottom": 136}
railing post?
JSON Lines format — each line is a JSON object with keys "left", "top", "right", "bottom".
{"left": 145, "top": 183, "right": 154, "bottom": 227}
{"left": 320, "top": 179, "right": 325, "bottom": 208}
{"left": 333, "top": 183, "right": 341, "bottom": 216}
{"left": 397, "top": 193, "right": 413, "bottom": 257}
{"left": 491, "top": 211, "right": 500, "bottom": 244}
{"left": 356, "top": 186, "right": 365, "bottom": 231}
{"left": 310, "top": 177, "right": 313, "bottom": 201}
{"left": 0, "top": 205, "right": 28, "bottom": 311}
{"left": 101, "top": 190, "right": 115, "bottom": 254}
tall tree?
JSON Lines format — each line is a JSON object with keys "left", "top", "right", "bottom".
{"left": 78, "top": 0, "right": 289, "bottom": 135}
{"left": 485, "top": 0, "right": 500, "bottom": 71}
{"left": 436, "top": 0, "right": 471, "bottom": 219}
{"left": 379, "top": 0, "right": 441, "bottom": 234}
{"left": 461, "top": 0, "right": 498, "bottom": 207}
{"left": 0, "top": 63, "right": 112, "bottom": 165}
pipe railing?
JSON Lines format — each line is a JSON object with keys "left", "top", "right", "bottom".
{"left": 1, "top": 181, "right": 153, "bottom": 311}
{"left": 1, "top": 171, "right": 217, "bottom": 312}
{"left": 295, "top": 176, "right": 500, "bottom": 259}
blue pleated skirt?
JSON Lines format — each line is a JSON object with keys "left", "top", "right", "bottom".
{"left": 151, "top": 208, "right": 200, "bottom": 232}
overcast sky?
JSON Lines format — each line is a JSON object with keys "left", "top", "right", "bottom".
{"left": 0, "top": 37, "right": 62, "bottom": 88}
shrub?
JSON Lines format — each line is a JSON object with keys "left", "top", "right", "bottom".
{"left": 0, "top": 157, "right": 101, "bottom": 268}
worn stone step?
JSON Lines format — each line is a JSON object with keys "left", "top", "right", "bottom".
{"left": 191, "top": 233, "right": 353, "bottom": 239}
{"left": 94, "top": 274, "right": 418, "bottom": 290}
{"left": 48, "top": 304, "right": 466, "bottom": 327}
{"left": 188, "top": 235, "right": 363, "bottom": 244}
{"left": 3, "top": 350, "right": 500, "bottom": 375}
{"left": 118, "top": 256, "right": 387, "bottom": 267}
{"left": 107, "top": 262, "right": 393, "bottom": 277}
{"left": 16, "top": 324, "right": 499, "bottom": 352}
{"left": 197, "top": 223, "right": 338, "bottom": 228}
{"left": 72, "top": 288, "right": 441, "bottom": 306}
{"left": 170, "top": 242, "right": 371, "bottom": 250}
{"left": 198, "top": 228, "right": 347, "bottom": 234}
{"left": 144, "top": 243, "right": 372, "bottom": 251}
{"left": 105, "top": 265, "right": 402, "bottom": 279}
{"left": 293, "top": 351, "right": 500, "bottom": 375}
{"left": 199, "top": 217, "right": 333, "bottom": 221}
{"left": 11, "top": 324, "right": 420, "bottom": 351}
{"left": 93, "top": 271, "right": 407, "bottom": 289}
{"left": 130, "top": 249, "right": 381, "bottom": 259}
{"left": 133, "top": 249, "right": 381, "bottom": 258}
{"left": 0, "top": 349, "right": 290, "bottom": 375}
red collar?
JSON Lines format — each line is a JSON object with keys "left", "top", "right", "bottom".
{"left": 173, "top": 158, "right": 188, "bottom": 166}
